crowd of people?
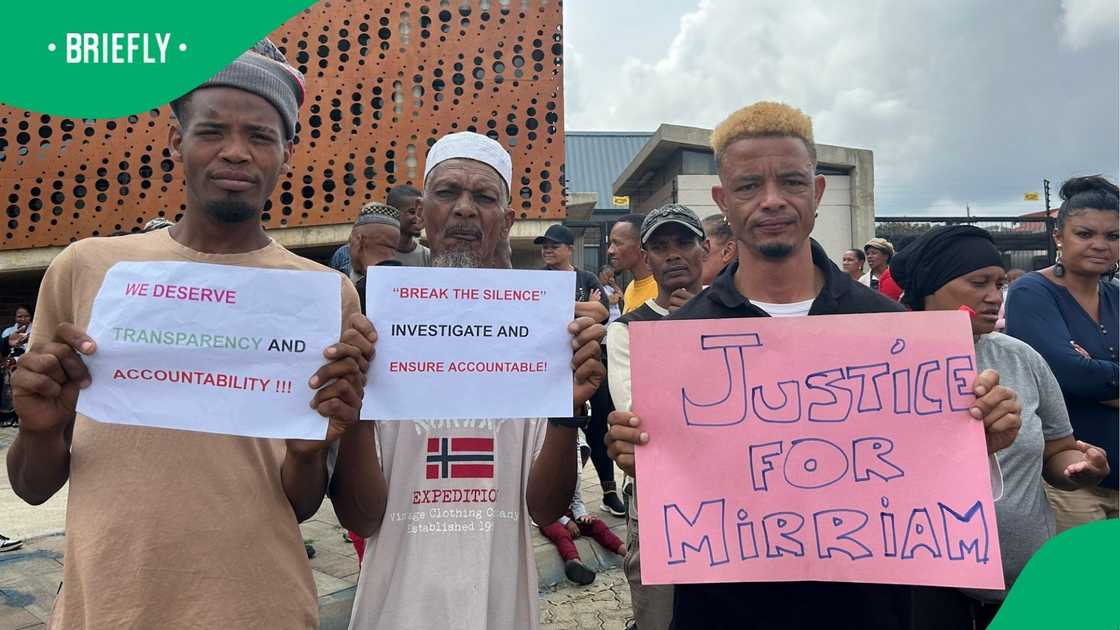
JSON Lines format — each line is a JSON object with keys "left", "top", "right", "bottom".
{"left": 3, "top": 38, "right": 1116, "bottom": 630}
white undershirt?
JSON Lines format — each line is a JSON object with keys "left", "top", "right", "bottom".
{"left": 751, "top": 298, "right": 815, "bottom": 317}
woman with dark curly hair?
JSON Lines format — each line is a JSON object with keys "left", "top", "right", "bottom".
{"left": 1006, "top": 175, "right": 1119, "bottom": 531}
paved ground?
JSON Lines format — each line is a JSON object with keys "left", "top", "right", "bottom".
{"left": 0, "top": 425, "right": 634, "bottom": 629}
{"left": 541, "top": 570, "right": 633, "bottom": 630}
{"left": 0, "top": 428, "right": 67, "bottom": 543}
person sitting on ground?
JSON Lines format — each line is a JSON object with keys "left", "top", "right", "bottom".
{"left": 841, "top": 247, "right": 865, "bottom": 281}
{"left": 890, "top": 224, "right": 1110, "bottom": 628}
{"left": 537, "top": 432, "right": 626, "bottom": 586}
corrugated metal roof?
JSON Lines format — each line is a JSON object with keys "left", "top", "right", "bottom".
{"left": 565, "top": 131, "right": 653, "bottom": 211}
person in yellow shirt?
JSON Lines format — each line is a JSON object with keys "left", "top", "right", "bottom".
{"left": 608, "top": 214, "right": 657, "bottom": 313}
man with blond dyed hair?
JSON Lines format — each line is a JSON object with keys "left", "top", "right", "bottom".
{"left": 606, "top": 101, "right": 1025, "bottom": 629}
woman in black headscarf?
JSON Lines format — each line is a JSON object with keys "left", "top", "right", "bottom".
{"left": 890, "top": 225, "right": 1110, "bottom": 628}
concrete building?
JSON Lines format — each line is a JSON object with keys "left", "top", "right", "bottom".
{"left": 0, "top": 1, "right": 568, "bottom": 322}
{"left": 561, "top": 132, "right": 652, "bottom": 271}
{"left": 613, "top": 124, "right": 875, "bottom": 263}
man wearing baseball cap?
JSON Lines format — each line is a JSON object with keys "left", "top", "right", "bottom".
{"left": 606, "top": 203, "right": 709, "bottom": 630}
{"left": 536, "top": 224, "right": 610, "bottom": 317}
{"left": 861, "top": 237, "right": 903, "bottom": 301}
{"left": 536, "top": 223, "right": 621, "bottom": 515}
{"left": 8, "top": 40, "right": 371, "bottom": 628}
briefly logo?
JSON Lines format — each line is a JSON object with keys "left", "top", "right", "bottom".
{"left": 47, "top": 33, "right": 186, "bottom": 64}
{"left": 426, "top": 437, "right": 495, "bottom": 480}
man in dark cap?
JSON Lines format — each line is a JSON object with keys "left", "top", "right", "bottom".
{"left": 7, "top": 41, "right": 371, "bottom": 628}
{"left": 536, "top": 224, "right": 621, "bottom": 515}
{"left": 537, "top": 224, "right": 610, "bottom": 317}
{"left": 606, "top": 203, "right": 709, "bottom": 630}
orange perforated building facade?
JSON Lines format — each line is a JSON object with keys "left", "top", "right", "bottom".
{"left": 0, "top": 0, "right": 566, "bottom": 317}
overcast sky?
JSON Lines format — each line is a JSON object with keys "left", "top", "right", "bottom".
{"left": 563, "top": 0, "right": 1119, "bottom": 216}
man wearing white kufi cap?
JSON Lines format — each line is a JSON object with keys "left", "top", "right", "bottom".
{"left": 330, "top": 132, "right": 607, "bottom": 630}
{"left": 421, "top": 131, "right": 515, "bottom": 269}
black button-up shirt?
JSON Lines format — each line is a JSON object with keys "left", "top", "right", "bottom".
{"left": 672, "top": 239, "right": 905, "bottom": 322}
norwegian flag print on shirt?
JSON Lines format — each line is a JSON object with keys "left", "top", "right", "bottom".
{"left": 426, "top": 437, "right": 495, "bottom": 479}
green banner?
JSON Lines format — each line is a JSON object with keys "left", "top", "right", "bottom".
{"left": 0, "top": 0, "right": 315, "bottom": 117}
{"left": 991, "top": 519, "right": 1117, "bottom": 628}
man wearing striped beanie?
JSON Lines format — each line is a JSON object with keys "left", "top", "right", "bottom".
{"left": 8, "top": 39, "right": 372, "bottom": 629}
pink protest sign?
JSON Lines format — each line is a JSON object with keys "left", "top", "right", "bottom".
{"left": 630, "top": 311, "right": 1004, "bottom": 590}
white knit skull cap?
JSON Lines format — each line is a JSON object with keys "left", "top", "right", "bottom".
{"left": 423, "top": 132, "right": 513, "bottom": 195}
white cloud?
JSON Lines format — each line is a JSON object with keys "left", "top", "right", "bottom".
{"left": 565, "top": 0, "right": 1119, "bottom": 215}
{"left": 1059, "top": 0, "right": 1120, "bottom": 49}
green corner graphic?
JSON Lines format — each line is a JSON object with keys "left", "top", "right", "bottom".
{"left": 990, "top": 518, "right": 1118, "bottom": 629}
{"left": 0, "top": 0, "right": 316, "bottom": 117}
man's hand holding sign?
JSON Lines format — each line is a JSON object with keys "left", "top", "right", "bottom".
{"left": 284, "top": 311, "right": 376, "bottom": 520}
{"left": 570, "top": 314, "right": 607, "bottom": 409}
{"left": 7, "top": 323, "right": 93, "bottom": 505}
{"left": 297, "top": 312, "right": 378, "bottom": 449}
{"left": 9, "top": 262, "right": 375, "bottom": 522}
{"left": 361, "top": 266, "right": 592, "bottom": 420}
{"left": 607, "top": 311, "right": 1022, "bottom": 589}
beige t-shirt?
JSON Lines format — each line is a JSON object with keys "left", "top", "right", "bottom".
{"left": 347, "top": 418, "right": 547, "bottom": 630}
{"left": 31, "top": 229, "right": 359, "bottom": 629}
{"left": 392, "top": 240, "right": 431, "bottom": 267}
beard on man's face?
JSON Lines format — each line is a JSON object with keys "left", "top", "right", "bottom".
{"left": 757, "top": 241, "right": 794, "bottom": 259}
{"left": 203, "top": 199, "right": 258, "bottom": 224}
{"left": 432, "top": 220, "right": 491, "bottom": 268}
{"left": 432, "top": 249, "right": 483, "bottom": 269}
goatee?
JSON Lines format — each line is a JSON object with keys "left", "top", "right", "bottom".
{"left": 204, "top": 199, "right": 258, "bottom": 224}
{"left": 757, "top": 242, "right": 794, "bottom": 259}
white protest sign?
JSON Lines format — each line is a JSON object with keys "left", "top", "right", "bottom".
{"left": 77, "top": 261, "right": 341, "bottom": 440}
{"left": 362, "top": 266, "right": 575, "bottom": 420}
